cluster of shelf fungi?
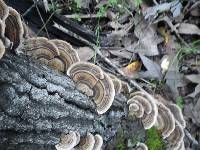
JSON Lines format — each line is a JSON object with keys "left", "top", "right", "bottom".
{"left": 0, "top": 0, "right": 186, "bottom": 150}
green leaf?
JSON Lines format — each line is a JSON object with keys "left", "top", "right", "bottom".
{"left": 134, "top": 0, "right": 142, "bottom": 7}
{"left": 176, "top": 96, "right": 184, "bottom": 109}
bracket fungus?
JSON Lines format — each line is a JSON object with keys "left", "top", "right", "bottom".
{"left": 135, "top": 143, "right": 148, "bottom": 150}
{"left": 0, "top": 39, "right": 5, "bottom": 59}
{"left": 0, "top": 19, "right": 5, "bottom": 38}
{"left": 168, "top": 103, "right": 186, "bottom": 128}
{"left": 0, "top": 0, "right": 9, "bottom": 21}
{"left": 128, "top": 91, "right": 158, "bottom": 129}
{"left": 155, "top": 102, "right": 176, "bottom": 139}
{"left": 121, "top": 80, "right": 131, "bottom": 93}
{"left": 67, "top": 62, "right": 115, "bottom": 114}
{"left": 108, "top": 73, "right": 122, "bottom": 94}
{"left": 49, "top": 39, "right": 80, "bottom": 73}
{"left": 129, "top": 101, "right": 145, "bottom": 118}
{"left": 55, "top": 131, "right": 80, "bottom": 150}
{"left": 93, "top": 134, "right": 103, "bottom": 150}
{"left": 76, "top": 132, "right": 95, "bottom": 150}
{"left": 166, "top": 121, "right": 185, "bottom": 150}
{"left": 5, "top": 7, "right": 24, "bottom": 53}
{"left": 155, "top": 95, "right": 186, "bottom": 128}
{"left": 25, "top": 37, "right": 60, "bottom": 65}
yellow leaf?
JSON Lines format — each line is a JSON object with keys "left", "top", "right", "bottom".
{"left": 159, "top": 27, "right": 170, "bottom": 45}
{"left": 122, "top": 61, "right": 141, "bottom": 77}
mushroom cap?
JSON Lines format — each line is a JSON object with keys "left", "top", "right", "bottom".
{"left": 67, "top": 62, "right": 115, "bottom": 114}
{"left": 0, "top": 19, "right": 5, "bottom": 38}
{"left": 77, "top": 132, "right": 95, "bottom": 150}
{"left": 93, "top": 134, "right": 103, "bottom": 150}
{"left": 108, "top": 73, "right": 122, "bottom": 94}
{"left": 135, "top": 143, "right": 148, "bottom": 150}
{"left": 129, "top": 101, "right": 144, "bottom": 118}
{"left": 121, "top": 80, "right": 131, "bottom": 93}
{"left": 155, "top": 95, "right": 186, "bottom": 128}
{"left": 177, "top": 142, "right": 185, "bottom": 150}
{"left": 93, "top": 72, "right": 115, "bottom": 114}
{"left": 67, "top": 61, "right": 104, "bottom": 81}
{"left": 22, "top": 22, "right": 29, "bottom": 38}
{"left": 128, "top": 95, "right": 152, "bottom": 114}
{"left": 129, "top": 91, "right": 158, "bottom": 129}
{"left": 155, "top": 102, "right": 175, "bottom": 139}
{"left": 55, "top": 131, "right": 80, "bottom": 150}
{"left": 49, "top": 39, "right": 80, "bottom": 73}
{"left": 166, "top": 121, "right": 185, "bottom": 150}
{"left": 25, "top": 37, "right": 59, "bottom": 65}
{"left": 0, "top": 0, "right": 9, "bottom": 21}
{"left": 5, "top": 7, "right": 24, "bottom": 53}
{"left": 0, "top": 39, "right": 5, "bottom": 59}
{"left": 168, "top": 104, "right": 186, "bottom": 128}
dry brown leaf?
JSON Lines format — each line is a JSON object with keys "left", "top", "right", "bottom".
{"left": 138, "top": 54, "right": 162, "bottom": 80}
{"left": 165, "top": 57, "right": 186, "bottom": 98}
{"left": 109, "top": 49, "right": 132, "bottom": 59}
{"left": 178, "top": 23, "right": 200, "bottom": 35}
{"left": 128, "top": 14, "right": 163, "bottom": 56}
{"left": 185, "top": 74, "right": 200, "bottom": 98}
{"left": 76, "top": 47, "right": 94, "bottom": 61}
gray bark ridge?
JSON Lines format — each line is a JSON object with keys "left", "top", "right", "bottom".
{"left": 0, "top": 53, "right": 145, "bottom": 149}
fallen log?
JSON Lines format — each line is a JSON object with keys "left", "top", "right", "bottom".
{"left": 0, "top": 53, "right": 145, "bottom": 150}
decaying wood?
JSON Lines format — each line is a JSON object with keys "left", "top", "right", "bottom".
{"left": 0, "top": 53, "right": 145, "bottom": 149}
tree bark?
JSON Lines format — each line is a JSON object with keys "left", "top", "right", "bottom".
{"left": 0, "top": 53, "right": 145, "bottom": 150}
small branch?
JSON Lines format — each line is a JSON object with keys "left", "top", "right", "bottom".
{"left": 33, "top": 0, "right": 50, "bottom": 38}
{"left": 64, "top": 14, "right": 107, "bottom": 19}
{"left": 185, "top": 129, "right": 199, "bottom": 145}
{"left": 22, "top": 0, "right": 41, "bottom": 16}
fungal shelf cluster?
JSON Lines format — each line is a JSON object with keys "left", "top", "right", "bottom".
{"left": 0, "top": 0, "right": 186, "bottom": 150}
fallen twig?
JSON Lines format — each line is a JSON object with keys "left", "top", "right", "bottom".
{"left": 185, "top": 129, "right": 199, "bottom": 146}
{"left": 22, "top": 0, "right": 41, "bottom": 16}
{"left": 33, "top": 0, "right": 50, "bottom": 38}
{"left": 64, "top": 13, "right": 107, "bottom": 19}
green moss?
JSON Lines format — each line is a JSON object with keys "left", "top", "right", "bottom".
{"left": 145, "top": 127, "right": 164, "bottom": 150}
{"left": 117, "top": 143, "right": 126, "bottom": 150}
{"left": 116, "top": 130, "right": 126, "bottom": 150}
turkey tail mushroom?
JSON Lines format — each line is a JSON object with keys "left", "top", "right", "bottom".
{"left": 108, "top": 73, "right": 122, "bottom": 94}
{"left": 155, "top": 102, "right": 175, "bottom": 139}
{"left": 67, "top": 62, "right": 115, "bottom": 114}
{"left": 77, "top": 132, "right": 95, "bottom": 150}
{"left": 93, "top": 73, "right": 115, "bottom": 114}
{"left": 24, "top": 37, "right": 59, "bottom": 65}
{"left": 135, "top": 143, "right": 148, "bottom": 150}
{"left": 155, "top": 95, "right": 186, "bottom": 128}
{"left": 0, "top": 39, "right": 5, "bottom": 59}
{"left": 168, "top": 104, "right": 186, "bottom": 128}
{"left": 0, "top": 20, "right": 5, "bottom": 38}
{"left": 5, "top": 7, "right": 24, "bottom": 53}
{"left": 166, "top": 121, "right": 185, "bottom": 150}
{"left": 93, "top": 134, "right": 103, "bottom": 150}
{"left": 128, "top": 101, "right": 144, "bottom": 118}
{"left": 128, "top": 91, "right": 158, "bottom": 129}
{"left": 55, "top": 131, "right": 80, "bottom": 150}
{"left": 49, "top": 39, "right": 80, "bottom": 73}
{"left": 0, "top": 0, "right": 9, "bottom": 21}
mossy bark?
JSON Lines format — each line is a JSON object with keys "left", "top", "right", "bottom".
{"left": 0, "top": 53, "right": 145, "bottom": 150}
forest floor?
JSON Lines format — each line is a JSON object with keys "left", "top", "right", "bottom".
{"left": 4, "top": 0, "right": 200, "bottom": 149}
